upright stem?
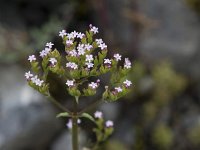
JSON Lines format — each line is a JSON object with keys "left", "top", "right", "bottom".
{"left": 72, "top": 96, "right": 79, "bottom": 150}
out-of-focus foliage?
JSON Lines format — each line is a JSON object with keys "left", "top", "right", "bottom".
{"left": 188, "top": 123, "right": 200, "bottom": 146}
{"left": 30, "top": 17, "right": 63, "bottom": 49}
{"left": 0, "top": 25, "right": 31, "bottom": 63}
{"left": 0, "top": 17, "right": 64, "bottom": 63}
{"left": 152, "top": 123, "right": 173, "bottom": 150}
{"left": 129, "top": 61, "right": 188, "bottom": 150}
{"left": 186, "top": 0, "right": 200, "bottom": 14}
{"left": 103, "top": 140, "right": 128, "bottom": 150}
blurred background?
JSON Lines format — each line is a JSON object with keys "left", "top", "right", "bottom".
{"left": 0, "top": 0, "right": 200, "bottom": 150}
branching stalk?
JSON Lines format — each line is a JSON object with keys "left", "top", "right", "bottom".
{"left": 72, "top": 96, "right": 79, "bottom": 150}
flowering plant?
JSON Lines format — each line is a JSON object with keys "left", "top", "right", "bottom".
{"left": 25, "top": 25, "right": 132, "bottom": 150}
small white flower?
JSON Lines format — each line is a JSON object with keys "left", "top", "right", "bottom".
{"left": 28, "top": 55, "right": 36, "bottom": 62}
{"left": 78, "top": 119, "right": 81, "bottom": 124}
{"left": 77, "top": 44, "right": 85, "bottom": 50}
{"left": 44, "top": 47, "right": 51, "bottom": 53}
{"left": 85, "top": 54, "right": 94, "bottom": 62}
{"left": 71, "top": 31, "right": 78, "bottom": 38}
{"left": 90, "top": 26, "right": 99, "bottom": 34}
{"left": 66, "top": 62, "right": 78, "bottom": 70}
{"left": 49, "top": 58, "right": 57, "bottom": 66}
{"left": 66, "top": 119, "right": 72, "bottom": 129}
{"left": 78, "top": 47, "right": 86, "bottom": 56}
{"left": 84, "top": 44, "right": 93, "bottom": 51}
{"left": 94, "top": 111, "right": 103, "bottom": 119}
{"left": 124, "top": 58, "right": 131, "bottom": 69}
{"left": 66, "top": 119, "right": 81, "bottom": 129}
{"left": 31, "top": 75, "right": 44, "bottom": 87}
{"left": 59, "top": 30, "right": 67, "bottom": 38}
{"left": 106, "top": 120, "right": 114, "bottom": 127}
{"left": 99, "top": 43, "right": 107, "bottom": 50}
{"left": 95, "top": 39, "right": 103, "bottom": 45}
{"left": 89, "top": 82, "right": 98, "bottom": 89}
{"left": 77, "top": 32, "right": 85, "bottom": 39}
{"left": 113, "top": 53, "right": 122, "bottom": 61}
{"left": 85, "top": 62, "right": 94, "bottom": 69}
{"left": 115, "top": 87, "right": 123, "bottom": 93}
{"left": 68, "top": 49, "right": 77, "bottom": 57}
{"left": 123, "top": 79, "right": 132, "bottom": 87}
{"left": 39, "top": 50, "right": 47, "bottom": 58}
{"left": 67, "top": 32, "right": 77, "bottom": 39}
{"left": 31, "top": 75, "right": 38, "bottom": 83}
{"left": 46, "top": 42, "right": 54, "bottom": 48}
{"left": 104, "top": 59, "right": 112, "bottom": 64}
{"left": 67, "top": 33, "right": 73, "bottom": 39}
{"left": 96, "top": 79, "right": 100, "bottom": 84}
{"left": 66, "top": 80, "right": 75, "bottom": 87}
{"left": 66, "top": 40, "right": 73, "bottom": 45}
{"left": 25, "top": 71, "right": 33, "bottom": 79}
{"left": 35, "top": 79, "right": 44, "bottom": 87}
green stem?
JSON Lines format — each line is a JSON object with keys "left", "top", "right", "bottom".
{"left": 78, "top": 98, "right": 103, "bottom": 115}
{"left": 47, "top": 94, "right": 71, "bottom": 114}
{"left": 72, "top": 96, "right": 79, "bottom": 150}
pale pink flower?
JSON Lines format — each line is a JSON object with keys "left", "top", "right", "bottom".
{"left": 89, "top": 82, "right": 98, "bottom": 89}
{"left": 104, "top": 59, "right": 112, "bottom": 64}
{"left": 46, "top": 42, "right": 54, "bottom": 48}
{"left": 99, "top": 43, "right": 107, "bottom": 50}
{"left": 66, "top": 40, "right": 73, "bottom": 45}
{"left": 84, "top": 44, "right": 93, "bottom": 51}
{"left": 85, "top": 62, "right": 94, "bottom": 69}
{"left": 90, "top": 25, "right": 99, "bottom": 34}
{"left": 66, "top": 80, "right": 75, "bottom": 87}
{"left": 59, "top": 30, "right": 67, "bottom": 38}
{"left": 94, "top": 111, "right": 103, "bottom": 119}
{"left": 106, "top": 120, "right": 114, "bottom": 127}
{"left": 77, "top": 32, "right": 85, "bottom": 39}
{"left": 25, "top": 71, "right": 33, "bottom": 79}
{"left": 113, "top": 53, "right": 122, "bottom": 61}
{"left": 49, "top": 58, "right": 57, "bottom": 66}
{"left": 124, "top": 58, "right": 131, "bottom": 69}
{"left": 123, "top": 79, "right": 132, "bottom": 87}
{"left": 66, "top": 62, "right": 78, "bottom": 70}
{"left": 68, "top": 50, "right": 77, "bottom": 57}
{"left": 115, "top": 87, "right": 123, "bottom": 93}
{"left": 28, "top": 55, "right": 36, "bottom": 62}
{"left": 85, "top": 54, "right": 94, "bottom": 62}
{"left": 95, "top": 39, "right": 103, "bottom": 45}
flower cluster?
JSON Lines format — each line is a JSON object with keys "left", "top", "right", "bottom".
{"left": 25, "top": 24, "right": 132, "bottom": 101}
{"left": 94, "top": 111, "right": 114, "bottom": 127}
{"left": 25, "top": 71, "right": 44, "bottom": 87}
{"left": 93, "top": 111, "right": 114, "bottom": 144}
{"left": 30, "top": 75, "right": 44, "bottom": 87}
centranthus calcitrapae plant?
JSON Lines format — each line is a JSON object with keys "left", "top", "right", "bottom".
{"left": 25, "top": 24, "right": 132, "bottom": 150}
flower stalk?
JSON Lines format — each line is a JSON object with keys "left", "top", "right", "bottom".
{"left": 72, "top": 96, "right": 79, "bottom": 150}
{"left": 25, "top": 24, "right": 133, "bottom": 150}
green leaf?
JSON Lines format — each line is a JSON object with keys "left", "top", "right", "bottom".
{"left": 75, "top": 96, "right": 79, "bottom": 103}
{"left": 80, "top": 113, "right": 95, "bottom": 122}
{"left": 56, "top": 112, "right": 70, "bottom": 118}
{"left": 31, "top": 61, "right": 40, "bottom": 73}
{"left": 81, "top": 37, "right": 87, "bottom": 44}
{"left": 86, "top": 31, "right": 92, "bottom": 43}
{"left": 68, "top": 87, "right": 81, "bottom": 97}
